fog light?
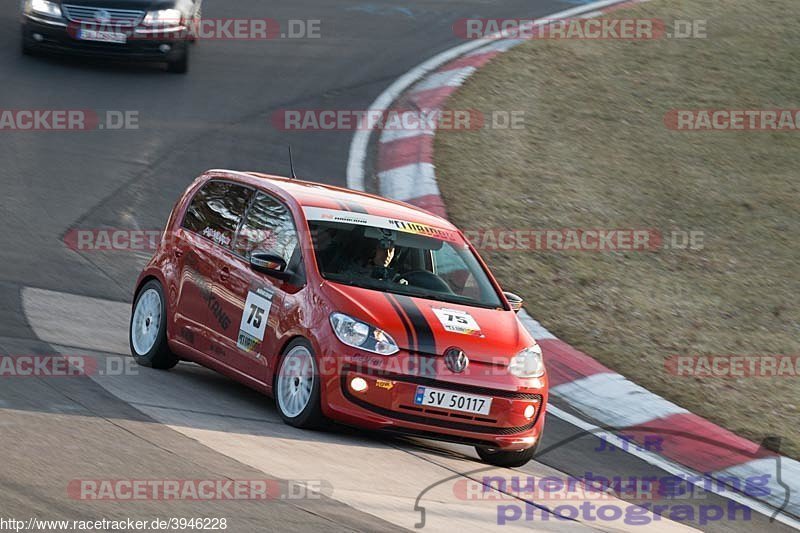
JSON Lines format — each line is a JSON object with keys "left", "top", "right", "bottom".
{"left": 350, "top": 377, "right": 368, "bottom": 392}
{"left": 524, "top": 404, "right": 536, "bottom": 419}
{"left": 33, "top": 33, "right": 44, "bottom": 42}
{"left": 159, "top": 44, "right": 172, "bottom": 53}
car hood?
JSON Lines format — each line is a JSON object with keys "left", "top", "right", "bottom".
{"left": 57, "top": 0, "right": 178, "bottom": 10}
{"left": 323, "top": 281, "right": 532, "bottom": 364}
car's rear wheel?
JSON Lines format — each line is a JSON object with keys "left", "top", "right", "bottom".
{"left": 275, "top": 339, "right": 324, "bottom": 428}
{"left": 130, "top": 279, "right": 179, "bottom": 369}
{"left": 476, "top": 442, "right": 539, "bottom": 468}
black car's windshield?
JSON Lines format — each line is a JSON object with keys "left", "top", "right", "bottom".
{"left": 306, "top": 212, "right": 503, "bottom": 309}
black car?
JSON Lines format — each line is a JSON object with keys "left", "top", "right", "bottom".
{"left": 20, "top": 0, "right": 201, "bottom": 73}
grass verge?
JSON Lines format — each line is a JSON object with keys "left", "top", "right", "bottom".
{"left": 435, "top": 0, "right": 800, "bottom": 458}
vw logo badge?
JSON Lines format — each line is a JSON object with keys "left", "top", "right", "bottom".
{"left": 444, "top": 347, "right": 469, "bottom": 373}
{"left": 95, "top": 9, "right": 111, "bottom": 23}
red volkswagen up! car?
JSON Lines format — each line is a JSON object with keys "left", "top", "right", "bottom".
{"left": 129, "top": 170, "right": 547, "bottom": 466}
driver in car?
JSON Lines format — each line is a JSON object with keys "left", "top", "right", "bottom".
{"left": 370, "top": 237, "right": 396, "bottom": 280}
{"left": 345, "top": 231, "right": 408, "bottom": 284}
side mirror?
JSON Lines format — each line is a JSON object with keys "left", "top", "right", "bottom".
{"left": 503, "top": 291, "right": 524, "bottom": 313}
{"left": 250, "top": 251, "right": 290, "bottom": 280}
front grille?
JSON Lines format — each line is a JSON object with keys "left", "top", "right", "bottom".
{"left": 340, "top": 368, "right": 544, "bottom": 435}
{"left": 399, "top": 404, "right": 497, "bottom": 424}
{"left": 62, "top": 5, "right": 145, "bottom": 27}
{"left": 342, "top": 365, "right": 542, "bottom": 400}
{"left": 345, "top": 389, "right": 539, "bottom": 434}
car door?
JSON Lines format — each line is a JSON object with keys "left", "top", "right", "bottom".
{"left": 173, "top": 180, "right": 241, "bottom": 350}
{"left": 178, "top": 180, "right": 252, "bottom": 362}
{"left": 214, "top": 191, "right": 303, "bottom": 382}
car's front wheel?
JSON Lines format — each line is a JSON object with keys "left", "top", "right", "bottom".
{"left": 274, "top": 339, "right": 324, "bottom": 428}
{"left": 130, "top": 279, "right": 179, "bottom": 369}
{"left": 476, "top": 442, "right": 538, "bottom": 468}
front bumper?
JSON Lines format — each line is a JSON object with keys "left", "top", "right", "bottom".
{"left": 320, "top": 350, "right": 548, "bottom": 451}
{"left": 21, "top": 15, "right": 187, "bottom": 61}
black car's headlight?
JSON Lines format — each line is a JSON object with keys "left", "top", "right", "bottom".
{"left": 26, "top": 0, "right": 62, "bottom": 18}
{"left": 330, "top": 313, "right": 399, "bottom": 356}
{"left": 142, "top": 9, "right": 183, "bottom": 28}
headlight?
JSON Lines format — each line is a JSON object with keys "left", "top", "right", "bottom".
{"left": 27, "top": 0, "right": 62, "bottom": 17}
{"left": 142, "top": 9, "right": 183, "bottom": 27}
{"left": 508, "top": 344, "right": 545, "bottom": 378}
{"left": 330, "top": 313, "right": 399, "bottom": 356}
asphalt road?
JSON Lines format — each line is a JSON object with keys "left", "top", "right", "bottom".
{"left": 0, "top": 0, "right": 793, "bottom": 531}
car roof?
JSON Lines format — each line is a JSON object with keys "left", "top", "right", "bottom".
{"left": 206, "top": 169, "right": 459, "bottom": 231}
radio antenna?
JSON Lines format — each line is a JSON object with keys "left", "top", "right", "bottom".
{"left": 288, "top": 145, "right": 297, "bottom": 179}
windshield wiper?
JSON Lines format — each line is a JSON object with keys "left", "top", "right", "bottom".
{"left": 389, "top": 286, "right": 495, "bottom": 308}
{"left": 325, "top": 275, "right": 496, "bottom": 309}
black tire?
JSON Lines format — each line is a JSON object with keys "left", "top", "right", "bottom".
{"left": 274, "top": 338, "right": 324, "bottom": 429}
{"left": 166, "top": 47, "right": 189, "bottom": 74}
{"left": 129, "top": 279, "right": 179, "bottom": 370}
{"left": 476, "top": 441, "right": 539, "bottom": 468}
{"left": 21, "top": 31, "right": 33, "bottom": 56}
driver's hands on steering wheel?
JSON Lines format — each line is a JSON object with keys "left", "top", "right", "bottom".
{"left": 392, "top": 273, "right": 409, "bottom": 285}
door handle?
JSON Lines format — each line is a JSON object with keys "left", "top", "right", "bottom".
{"left": 174, "top": 249, "right": 184, "bottom": 258}
{"left": 218, "top": 268, "right": 230, "bottom": 282}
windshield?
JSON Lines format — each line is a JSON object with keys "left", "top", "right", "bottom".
{"left": 307, "top": 215, "right": 504, "bottom": 309}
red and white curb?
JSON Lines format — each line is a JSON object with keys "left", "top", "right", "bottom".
{"left": 347, "top": 0, "right": 800, "bottom": 526}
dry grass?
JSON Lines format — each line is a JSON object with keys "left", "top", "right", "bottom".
{"left": 435, "top": 0, "right": 800, "bottom": 458}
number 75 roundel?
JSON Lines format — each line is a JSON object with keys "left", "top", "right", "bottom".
{"left": 237, "top": 288, "right": 274, "bottom": 352}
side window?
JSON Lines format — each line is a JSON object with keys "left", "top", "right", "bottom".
{"left": 233, "top": 192, "right": 299, "bottom": 266}
{"left": 182, "top": 181, "right": 252, "bottom": 249}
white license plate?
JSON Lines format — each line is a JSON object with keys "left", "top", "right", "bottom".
{"left": 414, "top": 386, "right": 492, "bottom": 416}
{"left": 78, "top": 29, "right": 127, "bottom": 44}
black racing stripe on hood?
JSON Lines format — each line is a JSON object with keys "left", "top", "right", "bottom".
{"left": 394, "top": 295, "right": 437, "bottom": 355}
{"left": 385, "top": 294, "right": 416, "bottom": 352}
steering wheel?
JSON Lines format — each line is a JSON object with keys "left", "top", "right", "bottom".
{"left": 395, "top": 270, "right": 454, "bottom": 294}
